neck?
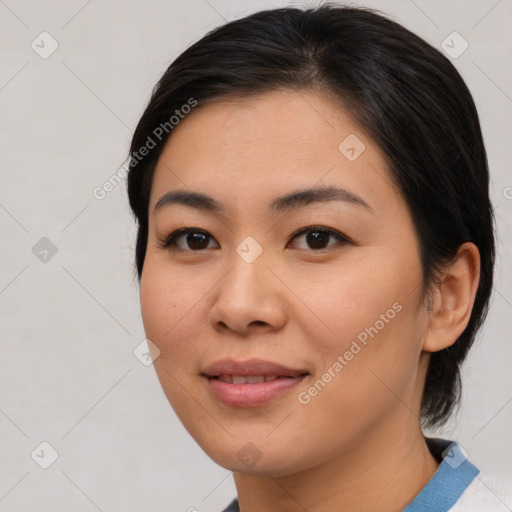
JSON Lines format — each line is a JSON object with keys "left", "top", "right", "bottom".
{"left": 232, "top": 414, "right": 439, "bottom": 512}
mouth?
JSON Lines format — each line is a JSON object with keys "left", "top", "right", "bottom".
{"left": 201, "top": 358, "right": 310, "bottom": 407}
{"left": 210, "top": 374, "right": 302, "bottom": 383}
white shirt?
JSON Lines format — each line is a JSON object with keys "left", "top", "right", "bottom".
{"left": 448, "top": 472, "right": 512, "bottom": 511}
{"left": 222, "top": 438, "right": 512, "bottom": 511}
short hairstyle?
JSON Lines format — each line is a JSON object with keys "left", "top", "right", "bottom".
{"left": 127, "top": 4, "right": 495, "bottom": 428}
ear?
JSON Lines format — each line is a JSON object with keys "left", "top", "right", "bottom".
{"left": 422, "top": 242, "right": 481, "bottom": 353}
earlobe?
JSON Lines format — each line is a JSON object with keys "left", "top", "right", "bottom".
{"left": 423, "top": 242, "right": 481, "bottom": 353}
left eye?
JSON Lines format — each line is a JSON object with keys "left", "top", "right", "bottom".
{"left": 288, "top": 226, "right": 350, "bottom": 250}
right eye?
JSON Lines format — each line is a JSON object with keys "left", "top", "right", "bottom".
{"left": 157, "top": 228, "right": 219, "bottom": 251}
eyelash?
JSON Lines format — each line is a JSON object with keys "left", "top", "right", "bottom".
{"left": 157, "top": 225, "right": 352, "bottom": 252}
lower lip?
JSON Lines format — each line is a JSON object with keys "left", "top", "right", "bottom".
{"left": 205, "top": 375, "right": 307, "bottom": 407}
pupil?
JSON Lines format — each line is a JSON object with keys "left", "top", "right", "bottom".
{"left": 188, "top": 232, "right": 208, "bottom": 250}
{"left": 184, "top": 230, "right": 331, "bottom": 250}
{"left": 307, "top": 230, "right": 328, "bottom": 249}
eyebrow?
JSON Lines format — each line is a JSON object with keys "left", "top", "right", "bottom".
{"left": 154, "top": 185, "right": 373, "bottom": 215}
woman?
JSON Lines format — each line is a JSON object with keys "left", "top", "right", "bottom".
{"left": 127, "top": 4, "right": 500, "bottom": 511}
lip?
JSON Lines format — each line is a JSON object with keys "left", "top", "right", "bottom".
{"left": 202, "top": 358, "right": 308, "bottom": 378}
{"left": 201, "top": 358, "right": 309, "bottom": 407}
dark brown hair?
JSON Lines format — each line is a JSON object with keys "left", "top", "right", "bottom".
{"left": 127, "top": 4, "right": 495, "bottom": 428}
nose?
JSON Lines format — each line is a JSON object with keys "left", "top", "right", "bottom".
{"left": 208, "top": 251, "right": 287, "bottom": 335}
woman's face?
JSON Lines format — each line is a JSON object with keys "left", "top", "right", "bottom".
{"left": 140, "top": 89, "right": 431, "bottom": 476}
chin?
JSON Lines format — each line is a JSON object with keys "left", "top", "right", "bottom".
{"left": 196, "top": 436, "right": 314, "bottom": 477}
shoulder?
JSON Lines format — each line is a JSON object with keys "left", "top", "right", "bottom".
{"left": 221, "top": 498, "right": 239, "bottom": 512}
{"left": 448, "top": 473, "right": 512, "bottom": 512}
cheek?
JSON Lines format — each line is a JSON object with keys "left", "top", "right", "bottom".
{"left": 294, "top": 248, "right": 425, "bottom": 398}
{"left": 294, "top": 247, "right": 421, "bottom": 343}
{"left": 289, "top": 279, "right": 423, "bottom": 456}
{"left": 139, "top": 261, "right": 210, "bottom": 420}
{"left": 140, "top": 260, "right": 203, "bottom": 364}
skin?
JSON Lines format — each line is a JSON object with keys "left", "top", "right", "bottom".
{"left": 139, "top": 89, "right": 481, "bottom": 512}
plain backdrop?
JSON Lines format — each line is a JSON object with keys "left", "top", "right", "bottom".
{"left": 1, "top": 0, "right": 511, "bottom": 510}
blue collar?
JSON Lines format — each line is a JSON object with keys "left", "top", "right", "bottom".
{"left": 222, "top": 438, "right": 479, "bottom": 512}
{"left": 403, "top": 437, "right": 479, "bottom": 511}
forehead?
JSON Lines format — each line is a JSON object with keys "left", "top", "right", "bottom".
{"left": 149, "top": 89, "right": 399, "bottom": 214}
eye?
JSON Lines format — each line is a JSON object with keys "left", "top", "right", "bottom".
{"left": 287, "top": 226, "right": 351, "bottom": 251}
{"left": 158, "top": 228, "right": 219, "bottom": 251}
{"left": 158, "top": 225, "right": 351, "bottom": 252}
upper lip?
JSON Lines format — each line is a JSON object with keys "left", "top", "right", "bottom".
{"left": 201, "top": 358, "right": 309, "bottom": 378}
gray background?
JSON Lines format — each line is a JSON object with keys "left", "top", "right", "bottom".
{"left": 1, "top": 0, "right": 511, "bottom": 510}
